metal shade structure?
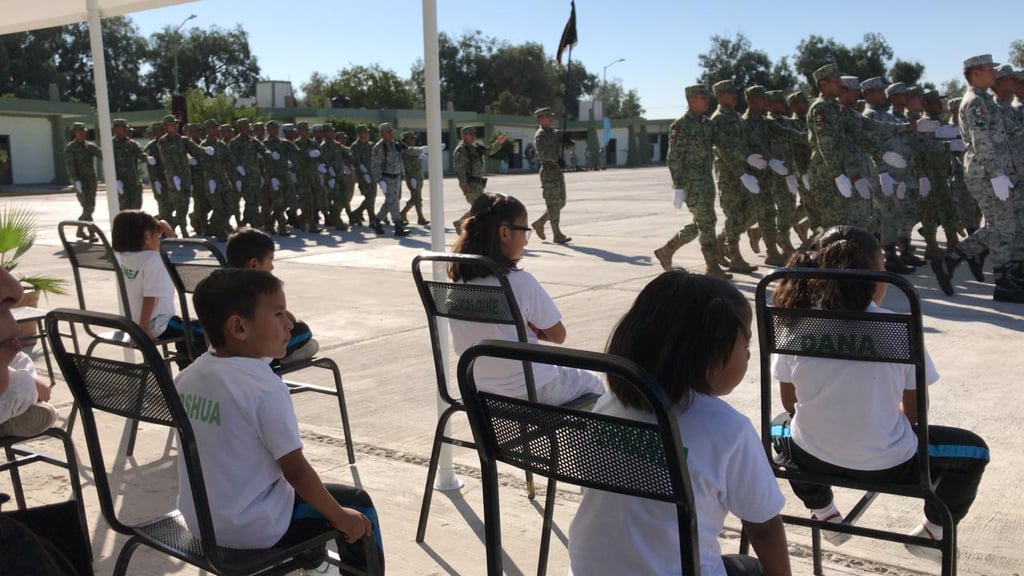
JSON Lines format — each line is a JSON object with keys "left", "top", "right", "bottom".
{"left": 0, "top": 0, "right": 198, "bottom": 221}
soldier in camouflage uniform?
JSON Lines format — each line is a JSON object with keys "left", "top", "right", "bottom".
{"left": 532, "top": 108, "right": 572, "bottom": 243}
{"left": 399, "top": 131, "right": 430, "bottom": 226}
{"left": 335, "top": 131, "right": 358, "bottom": 226}
{"left": 837, "top": 77, "right": 876, "bottom": 231}
{"left": 282, "top": 123, "right": 301, "bottom": 224}
{"left": 452, "top": 125, "right": 507, "bottom": 233}
{"left": 111, "top": 119, "right": 146, "bottom": 211}
{"left": 185, "top": 123, "right": 210, "bottom": 235}
{"left": 917, "top": 90, "right": 962, "bottom": 258}
{"left": 157, "top": 114, "right": 213, "bottom": 237}
{"left": 654, "top": 84, "right": 730, "bottom": 278}
{"left": 709, "top": 80, "right": 758, "bottom": 273}
{"left": 885, "top": 83, "right": 927, "bottom": 268}
{"left": 260, "top": 120, "right": 298, "bottom": 236}
{"left": 991, "top": 65, "right": 1024, "bottom": 281}
{"left": 932, "top": 54, "right": 1024, "bottom": 302}
{"left": 198, "top": 119, "right": 234, "bottom": 242}
{"left": 293, "top": 122, "right": 325, "bottom": 233}
{"left": 64, "top": 122, "right": 102, "bottom": 240}
{"left": 786, "top": 92, "right": 813, "bottom": 241}
{"left": 228, "top": 118, "right": 269, "bottom": 228}
{"left": 143, "top": 124, "right": 168, "bottom": 220}
{"left": 945, "top": 97, "right": 980, "bottom": 235}
{"left": 319, "top": 124, "right": 348, "bottom": 231}
{"left": 371, "top": 123, "right": 407, "bottom": 236}
{"left": 350, "top": 125, "right": 375, "bottom": 228}
{"left": 765, "top": 91, "right": 804, "bottom": 256}
{"left": 742, "top": 85, "right": 787, "bottom": 266}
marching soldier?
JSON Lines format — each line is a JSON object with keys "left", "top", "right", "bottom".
{"left": 765, "top": 90, "right": 804, "bottom": 256}
{"left": 156, "top": 114, "right": 214, "bottom": 237}
{"left": 186, "top": 123, "right": 210, "bottom": 235}
{"left": 400, "top": 131, "right": 430, "bottom": 227}
{"left": 371, "top": 123, "right": 407, "bottom": 236}
{"left": 531, "top": 108, "right": 571, "bottom": 243}
{"left": 293, "top": 121, "right": 324, "bottom": 233}
{"left": 886, "top": 82, "right": 926, "bottom": 268}
{"left": 144, "top": 123, "right": 168, "bottom": 220}
{"left": 786, "top": 91, "right": 813, "bottom": 241}
{"left": 320, "top": 124, "right": 348, "bottom": 230}
{"left": 742, "top": 85, "right": 787, "bottom": 266}
{"left": 918, "top": 90, "right": 962, "bottom": 257}
{"left": 349, "top": 125, "right": 376, "bottom": 229}
{"left": 709, "top": 80, "right": 758, "bottom": 273}
{"left": 261, "top": 120, "right": 299, "bottom": 236}
{"left": 111, "top": 119, "right": 146, "bottom": 211}
{"left": 228, "top": 118, "right": 269, "bottom": 228}
{"left": 452, "top": 125, "right": 506, "bottom": 232}
{"left": 945, "top": 97, "right": 980, "bottom": 235}
{"left": 64, "top": 122, "right": 102, "bottom": 240}
{"left": 335, "top": 130, "right": 358, "bottom": 226}
{"left": 199, "top": 119, "right": 234, "bottom": 242}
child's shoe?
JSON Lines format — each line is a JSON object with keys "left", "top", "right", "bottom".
{"left": 811, "top": 510, "right": 852, "bottom": 547}
{"left": 0, "top": 403, "right": 59, "bottom": 438}
{"left": 904, "top": 522, "right": 943, "bottom": 563}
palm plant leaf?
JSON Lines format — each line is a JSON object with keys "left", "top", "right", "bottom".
{"left": 0, "top": 205, "right": 36, "bottom": 271}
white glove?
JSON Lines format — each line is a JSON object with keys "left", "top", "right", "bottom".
{"left": 785, "top": 174, "right": 799, "bottom": 195}
{"left": 291, "top": 173, "right": 297, "bottom": 184}
{"left": 236, "top": 166, "right": 246, "bottom": 176}
{"left": 896, "top": 182, "right": 907, "bottom": 200}
{"left": 329, "top": 166, "right": 336, "bottom": 177}
{"left": 235, "top": 180, "right": 242, "bottom": 193}
{"left": 188, "top": 156, "right": 198, "bottom": 166}
{"left": 935, "top": 125, "right": 960, "bottom": 139}
{"left": 343, "top": 165, "right": 351, "bottom": 175}
{"left": 116, "top": 180, "right": 124, "bottom": 195}
{"left": 359, "top": 163, "right": 368, "bottom": 173}
{"left": 74, "top": 180, "right": 82, "bottom": 193}
{"left": 740, "top": 173, "right": 761, "bottom": 194}
{"left": 991, "top": 174, "right": 1013, "bottom": 201}
{"left": 287, "top": 160, "right": 293, "bottom": 169}
{"left": 309, "top": 149, "right": 321, "bottom": 158}
{"left": 918, "top": 177, "right": 931, "bottom": 198}
{"left": 769, "top": 159, "right": 789, "bottom": 175}
{"left": 172, "top": 175, "right": 181, "bottom": 191}
{"left": 882, "top": 151, "right": 907, "bottom": 169}
{"left": 317, "top": 163, "right": 327, "bottom": 174}
{"left": 834, "top": 174, "right": 853, "bottom": 198}
{"left": 916, "top": 118, "right": 941, "bottom": 133}
{"left": 947, "top": 139, "right": 966, "bottom": 152}
{"left": 419, "top": 152, "right": 428, "bottom": 160}
{"left": 440, "top": 142, "right": 447, "bottom": 151}
{"left": 672, "top": 188, "right": 686, "bottom": 209}
{"left": 854, "top": 177, "right": 871, "bottom": 199}
{"left": 147, "top": 156, "right": 157, "bottom": 166}
{"left": 153, "top": 180, "right": 162, "bottom": 195}
{"left": 271, "top": 177, "right": 280, "bottom": 191}
{"left": 379, "top": 180, "right": 388, "bottom": 193}
{"left": 328, "top": 178, "right": 336, "bottom": 189}
{"left": 410, "top": 177, "right": 418, "bottom": 188}
{"left": 208, "top": 179, "right": 216, "bottom": 194}
{"left": 802, "top": 174, "right": 810, "bottom": 190}
{"left": 879, "top": 172, "right": 895, "bottom": 196}
{"left": 363, "top": 173, "right": 371, "bottom": 184}
{"left": 746, "top": 153, "right": 768, "bottom": 170}
{"left": 203, "top": 146, "right": 214, "bottom": 156}
{"left": 271, "top": 151, "right": 280, "bottom": 160}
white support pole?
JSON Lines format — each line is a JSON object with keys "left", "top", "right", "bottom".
{"left": 86, "top": 0, "right": 120, "bottom": 226}
{"left": 422, "top": 0, "right": 462, "bottom": 492}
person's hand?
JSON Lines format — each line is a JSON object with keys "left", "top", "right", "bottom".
{"left": 991, "top": 174, "right": 1013, "bottom": 201}
{"left": 673, "top": 188, "right": 686, "bottom": 209}
{"left": 379, "top": 180, "right": 388, "bottom": 193}
{"left": 785, "top": 174, "right": 799, "bottom": 195}
{"left": 329, "top": 507, "right": 373, "bottom": 544}
{"left": 172, "top": 175, "right": 181, "bottom": 191}
{"left": 801, "top": 174, "right": 810, "bottom": 190}
{"left": 235, "top": 180, "right": 243, "bottom": 193}
{"left": 740, "top": 173, "right": 760, "bottom": 194}
{"left": 878, "top": 172, "right": 895, "bottom": 196}
{"left": 497, "top": 133, "right": 508, "bottom": 144}
{"left": 882, "top": 151, "right": 907, "bottom": 169}
{"left": 188, "top": 156, "right": 198, "bottom": 166}
{"left": 270, "top": 177, "right": 279, "bottom": 191}
{"left": 203, "top": 146, "right": 214, "bottom": 156}
{"left": 896, "top": 181, "right": 907, "bottom": 200}
{"left": 746, "top": 154, "right": 768, "bottom": 170}
{"left": 935, "top": 124, "right": 960, "bottom": 139}
{"left": 527, "top": 322, "right": 548, "bottom": 341}
{"left": 236, "top": 165, "right": 246, "bottom": 176}
{"left": 854, "top": 177, "right": 871, "bottom": 199}
{"left": 309, "top": 149, "right": 321, "bottom": 159}
{"left": 74, "top": 180, "right": 82, "bottom": 193}
{"left": 153, "top": 180, "right": 162, "bottom": 195}
{"left": 317, "top": 163, "right": 327, "bottom": 174}
{"left": 34, "top": 379, "right": 51, "bottom": 403}
{"left": 362, "top": 173, "right": 371, "bottom": 184}
{"left": 147, "top": 156, "right": 157, "bottom": 166}
{"left": 440, "top": 142, "right": 447, "bottom": 151}
{"left": 116, "top": 180, "right": 124, "bottom": 195}
{"left": 156, "top": 219, "right": 176, "bottom": 238}
{"left": 768, "top": 158, "right": 789, "bottom": 175}
{"left": 208, "top": 179, "right": 217, "bottom": 194}
{"left": 359, "top": 163, "right": 368, "bottom": 173}
{"left": 834, "top": 174, "right": 853, "bottom": 198}
{"left": 410, "top": 177, "right": 418, "bottom": 188}
{"left": 329, "top": 166, "right": 336, "bottom": 177}
{"left": 916, "top": 118, "right": 941, "bottom": 133}
{"left": 271, "top": 151, "right": 280, "bottom": 160}
{"left": 947, "top": 139, "right": 966, "bottom": 152}
{"left": 328, "top": 178, "right": 336, "bottom": 189}
{"left": 918, "top": 177, "right": 931, "bottom": 197}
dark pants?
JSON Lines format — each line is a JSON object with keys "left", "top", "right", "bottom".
{"left": 772, "top": 413, "right": 989, "bottom": 524}
{"left": 723, "top": 553, "right": 765, "bottom": 575}
{"left": 274, "top": 484, "right": 384, "bottom": 575}
{"left": 162, "top": 316, "right": 207, "bottom": 369}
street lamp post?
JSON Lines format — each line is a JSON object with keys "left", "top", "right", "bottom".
{"left": 172, "top": 13, "right": 197, "bottom": 94}
{"left": 603, "top": 57, "right": 625, "bottom": 86}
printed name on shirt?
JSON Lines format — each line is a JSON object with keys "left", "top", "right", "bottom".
{"left": 121, "top": 265, "right": 139, "bottom": 280}
{"left": 798, "top": 333, "right": 877, "bottom": 357}
{"left": 180, "top": 392, "right": 221, "bottom": 426}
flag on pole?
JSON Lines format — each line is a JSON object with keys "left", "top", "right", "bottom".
{"left": 555, "top": 1, "right": 577, "bottom": 64}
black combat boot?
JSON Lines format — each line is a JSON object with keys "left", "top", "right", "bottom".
{"left": 885, "top": 244, "right": 915, "bottom": 274}
{"left": 993, "top": 265, "right": 1024, "bottom": 303}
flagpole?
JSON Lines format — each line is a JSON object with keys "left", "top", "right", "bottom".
{"left": 561, "top": 44, "right": 572, "bottom": 162}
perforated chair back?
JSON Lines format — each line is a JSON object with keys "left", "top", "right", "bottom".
{"left": 57, "top": 220, "right": 131, "bottom": 317}
{"left": 458, "top": 340, "right": 700, "bottom": 576}
{"left": 160, "top": 239, "right": 226, "bottom": 360}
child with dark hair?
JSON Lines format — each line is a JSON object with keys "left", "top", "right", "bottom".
{"left": 225, "top": 228, "right": 317, "bottom": 362}
{"left": 771, "top": 225, "right": 989, "bottom": 562}
{"left": 449, "top": 192, "right": 604, "bottom": 404}
{"left": 179, "top": 268, "right": 383, "bottom": 570}
{"left": 570, "top": 270, "right": 790, "bottom": 576}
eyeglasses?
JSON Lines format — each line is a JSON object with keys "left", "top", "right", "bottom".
{"left": 503, "top": 224, "right": 532, "bottom": 240}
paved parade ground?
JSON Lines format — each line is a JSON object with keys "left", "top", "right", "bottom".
{"left": 5, "top": 166, "right": 1024, "bottom": 575}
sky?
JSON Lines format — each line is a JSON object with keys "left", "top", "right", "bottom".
{"left": 127, "top": 0, "right": 1024, "bottom": 119}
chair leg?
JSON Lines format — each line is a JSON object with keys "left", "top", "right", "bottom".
{"left": 64, "top": 403, "right": 79, "bottom": 435}
{"left": 812, "top": 526, "right": 823, "bottom": 575}
{"left": 738, "top": 527, "right": 750, "bottom": 555}
{"left": 325, "top": 359, "right": 356, "bottom": 464}
{"left": 125, "top": 418, "right": 140, "bottom": 457}
{"left": 416, "top": 410, "right": 456, "bottom": 542}
{"left": 4, "top": 445, "right": 27, "bottom": 510}
{"left": 112, "top": 536, "right": 143, "bottom": 576}
{"left": 55, "top": 429, "right": 91, "bottom": 559}
{"left": 481, "top": 462, "right": 503, "bottom": 576}
{"left": 536, "top": 478, "right": 557, "bottom": 576}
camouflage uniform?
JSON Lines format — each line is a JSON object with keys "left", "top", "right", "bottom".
{"left": 111, "top": 120, "right": 146, "bottom": 211}
{"left": 335, "top": 135, "right": 357, "bottom": 224}
{"left": 452, "top": 126, "right": 504, "bottom": 228}
{"left": 261, "top": 121, "right": 300, "bottom": 235}
{"left": 532, "top": 108, "right": 571, "bottom": 242}
{"left": 64, "top": 125, "right": 102, "bottom": 223}
{"left": 917, "top": 108, "right": 961, "bottom": 256}
{"left": 228, "top": 120, "right": 269, "bottom": 227}
{"left": 371, "top": 123, "right": 406, "bottom": 235}
{"left": 786, "top": 92, "right": 813, "bottom": 238}
{"left": 186, "top": 125, "right": 210, "bottom": 234}
{"left": 400, "top": 132, "right": 429, "bottom": 225}
{"left": 319, "top": 126, "right": 348, "bottom": 229}
{"left": 143, "top": 126, "right": 168, "bottom": 218}
{"left": 199, "top": 125, "right": 235, "bottom": 241}
{"left": 157, "top": 116, "right": 210, "bottom": 236}
{"left": 293, "top": 124, "right": 324, "bottom": 231}
{"left": 349, "top": 130, "right": 376, "bottom": 226}
{"left": 765, "top": 99, "right": 804, "bottom": 248}
{"left": 946, "top": 107, "right": 980, "bottom": 233}
{"left": 709, "top": 82, "right": 757, "bottom": 271}
{"left": 742, "top": 102, "right": 780, "bottom": 262}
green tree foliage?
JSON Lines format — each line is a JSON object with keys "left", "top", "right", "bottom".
{"left": 793, "top": 33, "right": 893, "bottom": 92}
{"left": 941, "top": 78, "right": 967, "bottom": 100}
{"left": 178, "top": 89, "right": 265, "bottom": 126}
{"left": 1010, "top": 40, "right": 1024, "bottom": 69}
{"left": 889, "top": 59, "right": 925, "bottom": 87}
{"left": 697, "top": 33, "right": 798, "bottom": 92}
{"left": 300, "top": 64, "right": 416, "bottom": 110}
{"left": 145, "top": 24, "right": 260, "bottom": 101}
{"left": 589, "top": 79, "right": 645, "bottom": 119}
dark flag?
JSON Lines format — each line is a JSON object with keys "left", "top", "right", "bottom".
{"left": 555, "top": 1, "right": 577, "bottom": 64}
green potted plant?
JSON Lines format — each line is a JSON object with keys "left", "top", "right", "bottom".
{"left": 0, "top": 205, "right": 68, "bottom": 318}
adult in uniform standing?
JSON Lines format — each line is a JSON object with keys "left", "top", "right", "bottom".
{"left": 143, "top": 123, "right": 168, "bottom": 219}
{"left": 260, "top": 120, "right": 299, "bottom": 236}
{"left": 156, "top": 114, "right": 213, "bottom": 237}
{"left": 399, "top": 131, "right": 430, "bottom": 227}
{"left": 198, "top": 119, "right": 234, "bottom": 242}
{"left": 531, "top": 107, "right": 572, "bottom": 244}
{"left": 228, "top": 118, "right": 269, "bottom": 228}
{"left": 709, "top": 80, "right": 758, "bottom": 273}
{"left": 452, "top": 125, "right": 506, "bottom": 232}
{"left": 111, "top": 119, "right": 146, "bottom": 211}
{"left": 64, "top": 122, "right": 102, "bottom": 239}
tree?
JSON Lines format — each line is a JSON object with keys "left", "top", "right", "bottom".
{"left": 0, "top": 28, "right": 61, "bottom": 100}
{"left": 179, "top": 89, "right": 265, "bottom": 126}
{"left": 145, "top": 24, "right": 260, "bottom": 101}
{"left": 941, "top": 78, "right": 967, "bottom": 100}
{"left": 1009, "top": 40, "right": 1024, "bottom": 69}
{"left": 697, "top": 33, "right": 796, "bottom": 111}
{"left": 300, "top": 64, "right": 416, "bottom": 110}
{"left": 589, "top": 79, "right": 645, "bottom": 118}
{"left": 793, "top": 33, "right": 893, "bottom": 92}
{"left": 889, "top": 59, "right": 925, "bottom": 87}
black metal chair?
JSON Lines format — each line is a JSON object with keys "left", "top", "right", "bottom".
{"left": 160, "top": 238, "right": 356, "bottom": 464}
{"left": 458, "top": 340, "right": 700, "bottom": 576}
{"left": 45, "top": 308, "right": 379, "bottom": 576}
{"left": 743, "top": 268, "right": 955, "bottom": 575}
{"left": 411, "top": 252, "right": 602, "bottom": 543}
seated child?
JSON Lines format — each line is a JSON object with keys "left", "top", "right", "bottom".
{"left": 177, "top": 267, "right": 383, "bottom": 570}
{"left": 1, "top": 351, "right": 59, "bottom": 438}
{"left": 770, "top": 225, "right": 989, "bottom": 561}
{"left": 448, "top": 192, "right": 604, "bottom": 405}
{"left": 569, "top": 270, "right": 790, "bottom": 576}
{"left": 225, "top": 228, "right": 318, "bottom": 362}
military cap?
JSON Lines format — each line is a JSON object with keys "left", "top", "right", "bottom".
{"left": 813, "top": 63, "right": 840, "bottom": 82}
{"left": 235, "top": 118, "right": 250, "bottom": 129}
{"left": 162, "top": 114, "right": 178, "bottom": 124}
{"left": 947, "top": 97, "right": 962, "bottom": 110}
{"left": 534, "top": 107, "right": 555, "bottom": 117}
{"left": 994, "top": 64, "right": 1016, "bottom": 79}
{"left": 765, "top": 90, "right": 785, "bottom": 103}
{"left": 907, "top": 86, "right": 923, "bottom": 97}
{"left": 203, "top": 119, "right": 219, "bottom": 129}
{"left": 744, "top": 85, "right": 767, "bottom": 99}
{"left": 321, "top": 123, "right": 335, "bottom": 132}
{"left": 266, "top": 120, "right": 280, "bottom": 129}
{"left": 112, "top": 118, "right": 128, "bottom": 128}
{"left": 336, "top": 131, "right": 348, "bottom": 139}
{"left": 356, "top": 124, "right": 369, "bottom": 133}
{"left": 282, "top": 123, "right": 296, "bottom": 133}
{"left": 295, "top": 121, "right": 309, "bottom": 130}
{"left": 922, "top": 89, "right": 942, "bottom": 101}
{"left": 712, "top": 79, "right": 736, "bottom": 94}
{"left": 885, "top": 82, "right": 907, "bottom": 97}
{"left": 147, "top": 123, "right": 161, "bottom": 132}
{"left": 218, "top": 124, "right": 232, "bottom": 131}
{"left": 378, "top": 122, "right": 394, "bottom": 133}
{"left": 684, "top": 84, "right": 710, "bottom": 98}
{"left": 840, "top": 76, "right": 861, "bottom": 91}
{"left": 786, "top": 91, "right": 808, "bottom": 104}
{"left": 962, "top": 54, "right": 997, "bottom": 72}
{"left": 459, "top": 125, "right": 478, "bottom": 136}
{"left": 401, "top": 131, "right": 416, "bottom": 140}
{"left": 312, "top": 124, "right": 323, "bottom": 132}
{"left": 860, "top": 77, "right": 886, "bottom": 91}
{"left": 252, "top": 122, "right": 265, "bottom": 130}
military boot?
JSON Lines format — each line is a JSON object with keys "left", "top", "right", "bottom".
{"left": 930, "top": 248, "right": 968, "bottom": 295}
{"left": 702, "top": 249, "right": 733, "bottom": 279}
{"left": 793, "top": 219, "right": 810, "bottom": 243}
{"left": 748, "top": 226, "right": 762, "bottom": 254}
{"left": 885, "top": 244, "right": 915, "bottom": 274}
{"left": 531, "top": 214, "right": 549, "bottom": 241}
{"left": 777, "top": 230, "right": 797, "bottom": 259}
{"left": 716, "top": 234, "right": 732, "bottom": 268}
{"left": 764, "top": 238, "right": 787, "bottom": 266}
{"left": 371, "top": 217, "right": 385, "bottom": 235}
{"left": 922, "top": 231, "right": 945, "bottom": 260}
{"left": 727, "top": 242, "right": 758, "bottom": 274}
{"left": 944, "top": 227, "right": 959, "bottom": 254}
{"left": 993, "top": 265, "right": 1024, "bottom": 303}
{"left": 552, "top": 222, "right": 572, "bottom": 244}
{"left": 899, "top": 238, "right": 927, "bottom": 267}
{"left": 654, "top": 239, "right": 681, "bottom": 272}
{"left": 966, "top": 249, "right": 987, "bottom": 282}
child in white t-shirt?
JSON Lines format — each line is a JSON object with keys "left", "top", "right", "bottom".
{"left": 177, "top": 268, "right": 382, "bottom": 569}
{"left": 770, "top": 225, "right": 989, "bottom": 562}
{"left": 569, "top": 270, "right": 791, "bottom": 576}
{"left": 449, "top": 192, "right": 604, "bottom": 405}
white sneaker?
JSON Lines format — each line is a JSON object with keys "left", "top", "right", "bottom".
{"left": 812, "top": 511, "right": 852, "bottom": 547}
{"left": 905, "top": 523, "right": 943, "bottom": 563}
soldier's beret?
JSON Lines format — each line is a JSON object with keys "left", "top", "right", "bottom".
{"left": 162, "top": 114, "right": 178, "bottom": 124}
{"left": 378, "top": 122, "right": 394, "bottom": 133}
{"left": 744, "top": 85, "right": 766, "bottom": 99}
{"left": 296, "top": 121, "right": 309, "bottom": 130}
{"left": 994, "top": 64, "right": 1016, "bottom": 80}
{"left": 321, "top": 123, "right": 335, "bottom": 132}
{"left": 765, "top": 90, "right": 785, "bottom": 103}
{"left": 885, "top": 82, "right": 907, "bottom": 97}
{"left": 401, "top": 131, "right": 416, "bottom": 140}
{"left": 813, "top": 63, "right": 840, "bottom": 83}
{"left": 204, "top": 119, "right": 218, "bottom": 129}
{"left": 684, "top": 84, "right": 710, "bottom": 98}
{"left": 786, "top": 91, "right": 808, "bottom": 104}
{"left": 962, "top": 54, "right": 997, "bottom": 72}
{"left": 534, "top": 107, "right": 555, "bottom": 117}
{"left": 356, "top": 124, "right": 369, "bottom": 132}
{"left": 266, "top": 120, "right": 280, "bottom": 129}
{"left": 860, "top": 77, "right": 886, "bottom": 91}
{"left": 712, "top": 79, "right": 736, "bottom": 94}
{"left": 947, "top": 97, "right": 962, "bottom": 110}
{"left": 235, "top": 118, "right": 250, "bottom": 129}
{"left": 840, "top": 76, "right": 861, "bottom": 91}
{"left": 459, "top": 125, "right": 477, "bottom": 136}
{"left": 112, "top": 119, "right": 128, "bottom": 128}
{"left": 922, "top": 89, "right": 943, "bottom": 101}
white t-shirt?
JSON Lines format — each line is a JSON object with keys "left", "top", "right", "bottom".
{"left": 770, "top": 301, "right": 939, "bottom": 470}
{"left": 115, "top": 250, "right": 176, "bottom": 337}
{"left": 568, "top": 392, "right": 784, "bottom": 576}
{"left": 449, "top": 269, "right": 560, "bottom": 397}
{"left": 1, "top": 352, "right": 39, "bottom": 423}
{"left": 175, "top": 353, "right": 303, "bottom": 549}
